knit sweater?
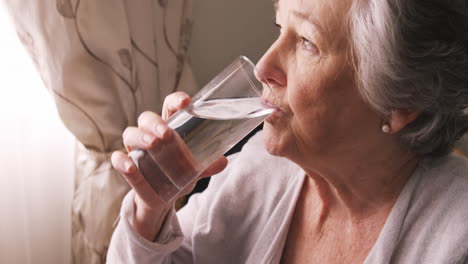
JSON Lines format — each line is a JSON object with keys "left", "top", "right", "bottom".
{"left": 108, "top": 132, "right": 468, "bottom": 264}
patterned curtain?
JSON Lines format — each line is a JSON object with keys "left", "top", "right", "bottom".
{"left": 1, "top": 0, "right": 197, "bottom": 263}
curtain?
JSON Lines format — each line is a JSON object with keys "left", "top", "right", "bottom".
{"left": 0, "top": 6, "right": 75, "bottom": 263}
{"left": 0, "top": 0, "right": 197, "bottom": 263}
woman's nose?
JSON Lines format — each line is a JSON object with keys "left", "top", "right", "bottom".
{"left": 255, "top": 41, "right": 287, "bottom": 88}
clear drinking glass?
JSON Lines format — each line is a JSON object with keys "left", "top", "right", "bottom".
{"left": 129, "top": 56, "right": 277, "bottom": 202}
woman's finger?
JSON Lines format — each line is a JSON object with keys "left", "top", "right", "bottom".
{"left": 111, "top": 151, "right": 162, "bottom": 207}
{"left": 162, "top": 92, "right": 191, "bottom": 120}
{"left": 123, "top": 127, "right": 159, "bottom": 152}
{"left": 137, "top": 111, "right": 172, "bottom": 141}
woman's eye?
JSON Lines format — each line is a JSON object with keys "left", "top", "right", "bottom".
{"left": 299, "top": 36, "right": 319, "bottom": 54}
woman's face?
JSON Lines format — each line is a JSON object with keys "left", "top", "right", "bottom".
{"left": 258, "top": 0, "right": 382, "bottom": 166}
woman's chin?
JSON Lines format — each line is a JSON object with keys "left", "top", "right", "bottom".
{"left": 262, "top": 125, "right": 287, "bottom": 157}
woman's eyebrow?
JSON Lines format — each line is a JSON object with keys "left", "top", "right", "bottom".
{"left": 291, "top": 10, "right": 324, "bottom": 34}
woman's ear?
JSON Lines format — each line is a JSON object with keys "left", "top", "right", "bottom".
{"left": 388, "top": 109, "right": 420, "bottom": 134}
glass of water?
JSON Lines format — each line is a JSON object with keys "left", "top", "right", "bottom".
{"left": 129, "top": 56, "right": 278, "bottom": 202}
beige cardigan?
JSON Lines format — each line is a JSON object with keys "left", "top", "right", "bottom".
{"left": 108, "top": 132, "right": 468, "bottom": 264}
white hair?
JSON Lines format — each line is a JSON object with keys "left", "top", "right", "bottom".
{"left": 348, "top": 0, "right": 468, "bottom": 157}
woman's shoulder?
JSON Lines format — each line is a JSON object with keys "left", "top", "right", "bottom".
{"left": 391, "top": 154, "right": 468, "bottom": 262}
{"left": 368, "top": 154, "right": 468, "bottom": 263}
{"left": 419, "top": 153, "right": 468, "bottom": 197}
{"left": 413, "top": 154, "right": 468, "bottom": 222}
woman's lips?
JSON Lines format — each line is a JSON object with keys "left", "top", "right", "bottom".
{"left": 265, "top": 107, "right": 284, "bottom": 123}
{"left": 261, "top": 98, "right": 278, "bottom": 108}
{"left": 261, "top": 98, "right": 285, "bottom": 123}
{"left": 267, "top": 108, "right": 285, "bottom": 121}
{"left": 261, "top": 97, "right": 283, "bottom": 110}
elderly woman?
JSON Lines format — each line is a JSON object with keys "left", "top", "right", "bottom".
{"left": 107, "top": 0, "right": 468, "bottom": 263}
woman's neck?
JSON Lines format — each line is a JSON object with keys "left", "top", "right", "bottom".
{"left": 301, "top": 149, "right": 419, "bottom": 222}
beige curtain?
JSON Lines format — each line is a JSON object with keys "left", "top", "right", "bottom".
{"left": 1, "top": 0, "right": 197, "bottom": 263}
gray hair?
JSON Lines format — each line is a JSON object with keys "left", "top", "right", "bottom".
{"left": 349, "top": 0, "right": 468, "bottom": 157}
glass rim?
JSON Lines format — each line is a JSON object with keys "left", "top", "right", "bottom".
{"left": 238, "top": 55, "right": 276, "bottom": 99}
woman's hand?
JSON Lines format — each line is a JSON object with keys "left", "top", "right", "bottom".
{"left": 111, "top": 92, "right": 228, "bottom": 241}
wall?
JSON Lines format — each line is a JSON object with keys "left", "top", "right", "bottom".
{"left": 189, "top": 0, "right": 277, "bottom": 87}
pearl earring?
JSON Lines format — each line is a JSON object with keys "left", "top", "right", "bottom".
{"left": 382, "top": 124, "right": 390, "bottom": 133}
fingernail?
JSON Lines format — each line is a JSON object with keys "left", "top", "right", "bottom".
{"left": 143, "top": 134, "right": 154, "bottom": 145}
{"left": 124, "top": 161, "right": 136, "bottom": 173}
{"left": 178, "top": 96, "right": 186, "bottom": 106}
